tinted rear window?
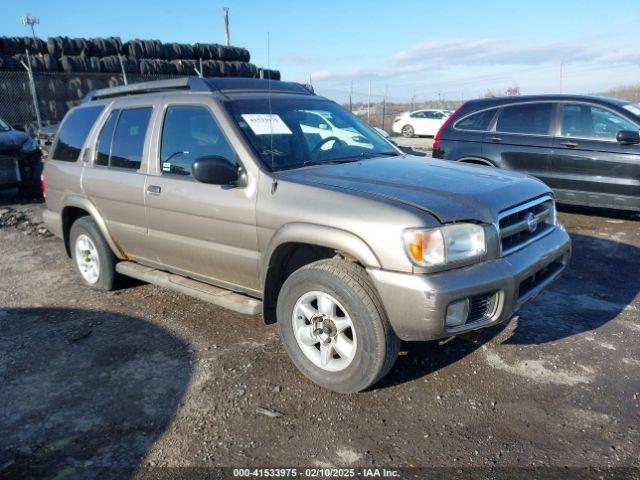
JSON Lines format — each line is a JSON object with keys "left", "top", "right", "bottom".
{"left": 110, "top": 108, "right": 152, "bottom": 170}
{"left": 456, "top": 109, "right": 495, "bottom": 131}
{"left": 52, "top": 106, "right": 104, "bottom": 162}
{"left": 496, "top": 103, "right": 553, "bottom": 135}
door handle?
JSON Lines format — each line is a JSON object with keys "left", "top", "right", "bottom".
{"left": 561, "top": 141, "right": 578, "bottom": 148}
{"left": 147, "top": 185, "right": 161, "bottom": 195}
{"left": 489, "top": 136, "right": 502, "bottom": 143}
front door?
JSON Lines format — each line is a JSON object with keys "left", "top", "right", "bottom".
{"left": 144, "top": 103, "right": 260, "bottom": 292}
{"left": 482, "top": 102, "right": 554, "bottom": 184}
{"left": 549, "top": 102, "right": 640, "bottom": 209}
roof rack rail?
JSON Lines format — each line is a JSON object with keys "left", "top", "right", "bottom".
{"left": 83, "top": 77, "right": 212, "bottom": 102}
{"left": 83, "top": 76, "right": 314, "bottom": 102}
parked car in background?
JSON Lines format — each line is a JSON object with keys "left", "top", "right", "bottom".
{"left": 36, "top": 123, "right": 60, "bottom": 159}
{"left": 0, "top": 116, "right": 42, "bottom": 196}
{"left": 392, "top": 109, "right": 450, "bottom": 137}
{"left": 43, "top": 77, "right": 570, "bottom": 393}
{"left": 432, "top": 95, "right": 640, "bottom": 212}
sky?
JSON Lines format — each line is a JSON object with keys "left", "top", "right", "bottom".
{"left": 2, "top": 0, "right": 639, "bottom": 103}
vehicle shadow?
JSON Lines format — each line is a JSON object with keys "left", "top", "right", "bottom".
{"left": 0, "top": 307, "right": 192, "bottom": 478}
{"left": 377, "top": 231, "right": 639, "bottom": 388}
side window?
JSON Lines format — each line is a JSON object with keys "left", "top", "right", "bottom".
{"left": 496, "top": 103, "right": 553, "bottom": 135}
{"left": 160, "top": 105, "right": 236, "bottom": 177}
{"left": 410, "top": 111, "right": 425, "bottom": 118}
{"left": 456, "top": 109, "right": 495, "bottom": 131}
{"left": 94, "top": 110, "right": 119, "bottom": 166}
{"left": 52, "top": 106, "right": 104, "bottom": 162}
{"left": 561, "top": 104, "right": 638, "bottom": 140}
{"left": 110, "top": 107, "right": 152, "bottom": 170}
{"left": 432, "top": 112, "right": 444, "bottom": 119}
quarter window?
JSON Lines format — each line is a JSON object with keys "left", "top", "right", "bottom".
{"left": 109, "top": 108, "right": 152, "bottom": 170}
{"left": 52, "top": 106, "right": 104, "bottom": 162}
{"left": 160, "top": 106, "right": 236, "bottom": 177}
{"left": 561, "top": 104, "right": 638, "bottom": 140}
{"left": 496, "top": 103, "right": 553, "bottom": 135}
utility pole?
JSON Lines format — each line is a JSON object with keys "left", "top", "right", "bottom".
{"left": 367, "top": 80, "right": 372, "bottom": 123}
{"left": 382, "top": 84, "right": 388, "bottom": 131}
{"left": 559, "top": 60, "right": 563, "bottom": 94}
{"left": 410, "top": 89, "right": 416, "bottom": 111}
{"left": 349, "top": 80, "right": 353, "bottom": 113}
{"left": 20, "top": 15, "right": 40, "bottom": 44}
{"left": 223, "top": 7, "right": 230, "bottom": 47}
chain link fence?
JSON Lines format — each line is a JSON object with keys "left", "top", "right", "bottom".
{"left": 0, "top": 70, "right": 183, "bottom": 135}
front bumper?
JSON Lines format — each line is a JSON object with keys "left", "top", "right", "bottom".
{"left": 368, "top": 227, "right": 571, "bottom": 341}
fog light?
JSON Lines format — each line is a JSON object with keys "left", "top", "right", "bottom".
{"left": 446, "top": 298, "right": 469, "bottom": 327}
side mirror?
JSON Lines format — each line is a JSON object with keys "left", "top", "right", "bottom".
{"left": 319, "top": 123, "right": 330, "bottom": 130}
{"left": 616, "top": 130, "right": 640, "bottom": 145}
{"left": 192, "top": 156, "right": 239, "bottom": 185}
{"left": 12, "top": 124, "right": 25, "bottom": 132}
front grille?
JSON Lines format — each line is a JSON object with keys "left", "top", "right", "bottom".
{"left": 518, "top": 259, "right": 564, "bottom": 300}
{"left": 467, "top": 292, "right": 498, "bottom": 323}
{"left": 498, "top": 196, "right": 555, "bottom": 255}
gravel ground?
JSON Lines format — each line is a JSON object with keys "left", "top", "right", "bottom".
{"left": 0, "top": 193, "right": 638, "bottom": 478}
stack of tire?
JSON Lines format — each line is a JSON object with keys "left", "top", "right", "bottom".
{"left": 0, "top": 35, "right": 280, "bottom": 127}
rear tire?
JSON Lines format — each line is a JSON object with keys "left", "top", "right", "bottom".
{"left": 401, "top": 124, "right": 414, "bottom": 138}
{"left": 70, "top": 217, "right": 120, "bottom": 291}
{"left": 277, "top": 258, "right": 400, "bottom": 393}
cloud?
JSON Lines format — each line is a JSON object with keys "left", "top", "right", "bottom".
{"left": 309, "top": 37, "right": 640, "bottom": 86}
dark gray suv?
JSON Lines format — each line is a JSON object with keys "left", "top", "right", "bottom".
{"left": 432, "top": 95, "right": 640, "bottom": 212}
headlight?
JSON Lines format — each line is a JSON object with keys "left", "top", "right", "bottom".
{"left": 403, "top": 223, "right": 486, "bottom": 268}
{"left": 21, "top": 137, "right": 38, "bottom": 153}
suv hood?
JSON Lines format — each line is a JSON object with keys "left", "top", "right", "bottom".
{"left": 277, "top": 155, "right": 550, "bottom": 224}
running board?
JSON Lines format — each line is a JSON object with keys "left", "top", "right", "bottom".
{"left": 115, "top": 261, "right": 262, "bottom": 315}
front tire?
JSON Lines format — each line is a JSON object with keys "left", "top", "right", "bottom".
{"left": 277, "top": 258, "right": 400, "bottom": 393}
{"left": 401, "top": 124, "right": 415, "bottom": 138}
{"left": 70, "top": 216, "right": 119, "bottom": 290}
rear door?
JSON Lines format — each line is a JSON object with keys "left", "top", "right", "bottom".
{"left": 144, "top": 100, "right": 260, "bottom": 292}
{"left": 82, "top": 106, "right": 154, "bottom": 261}
{"left": 482, "top": 102, "right": 554, "bottom": 183}
{"left": 549, "top": 102, "right": 640, "bottom": 209}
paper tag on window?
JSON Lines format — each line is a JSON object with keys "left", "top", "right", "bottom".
{"left": 241, "top": 114, "right": 292, "bottom": 135}
{"left": 162, "top": 162, "right": 171, "bottom": 172}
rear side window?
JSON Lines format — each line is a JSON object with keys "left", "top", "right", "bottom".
{"left": 109, "top": 108, "right": 152, "bottom": 170}
{"left": 160, "top": 105, "right": 236, "bottom": 177}
{"left": 95, "top": 110, "right": 119, "bottom": 167}
{"left": 52, "top": 106, "right": 104, "bottom": 162}
{"left": 456, "top": 109, "right": 495, "bottom": 131}
{"left": 496, "top": 103, "right": 553, "bottom": 135}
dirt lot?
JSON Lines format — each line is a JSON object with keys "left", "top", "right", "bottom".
{"left": 0, "top": 193, "right": 639, "bottom": 478}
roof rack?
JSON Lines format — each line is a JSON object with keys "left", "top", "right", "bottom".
{"left": 83, "top": 77, "right": 314, "bottom": 102}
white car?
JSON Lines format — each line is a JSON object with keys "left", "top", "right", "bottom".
{"left": 392, "top": 109, "right": 450, "bottom": 137}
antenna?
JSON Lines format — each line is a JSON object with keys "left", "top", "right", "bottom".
{"left": 267, "top": 32, "right": 276, "bottom": 178}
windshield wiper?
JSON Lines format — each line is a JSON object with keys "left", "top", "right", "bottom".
{"left": 302, "top": 158, "right": 362, "bottom": 167}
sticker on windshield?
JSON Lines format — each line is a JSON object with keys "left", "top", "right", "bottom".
{"left": 241, "top": 114, "right": 292, "bottom": 135}
{"left": 623, "top": 104, "right": 640, "bottom": 117}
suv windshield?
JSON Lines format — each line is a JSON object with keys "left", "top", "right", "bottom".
{"left": 224, "top": 97, "right": 397, "bottom": 171}
{"left": 0, "top": 117, "right": 11, "bottom": 132}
